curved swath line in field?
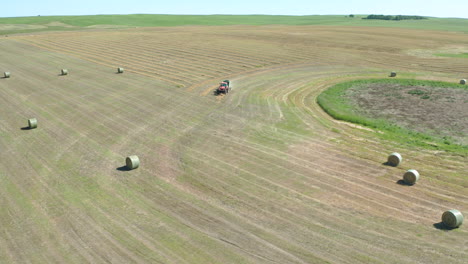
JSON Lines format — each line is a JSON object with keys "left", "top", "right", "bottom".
{"left": 172, "top": 168, "right": 412, "bottom": 263}
{"left": 19, "top": 39, "right": 187, "bottom": 86}
{"left": 196, "top": 62, "right": 333, "bottom": 95}
{"left": 126, "top": 122, "right": 466, "bottom": 262}
{"left": 141, "top": 127, "right": 466, "bottom": 260}
{"left": 100, "top": 128, "right": 426, "bottom": 262}
{"left": 166, "top": 120, "right": 466, "bottom": 258}
{"left": 195, "top": 71, "right": 468, "bottom": 210}
{"left": 96, "top": 79, "right": 464, "bottom": 240}
{"left": 173, "top": 116, "right": 453, "bottom": 219}
{"left": 282, "top": 76, "right": 464, "bottom": 201}
{"left": 178, "top": 151, "right": 466, "bottom": 261}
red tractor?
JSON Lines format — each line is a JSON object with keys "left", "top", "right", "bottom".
{"left": 216, "top": 80, "right": 230, "bottom": 95}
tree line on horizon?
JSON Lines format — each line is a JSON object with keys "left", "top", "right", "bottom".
{"left": 362, "top": 15, "right": 427, "bottom": 20}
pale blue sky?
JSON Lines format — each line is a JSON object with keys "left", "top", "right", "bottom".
{"left": 1, "top": 0, "right": 467, "bottom": 18}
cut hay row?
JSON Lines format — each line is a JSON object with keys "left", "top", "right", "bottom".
{"left": 17, "top": 32, "right": 326, "bottom": 83}
{"left": 21, "top": 39, "right": 191, "bottom": 85}
{"left": 56, "top": 38, "right": 227, "bottom": 74}
{"left": 42, "top": 36, "right": 280, "bottom": 71}
{"left": 62, "top": 38, "right": 287, "bottom": 75}
{"left": 61, "top": 34, "right": 304, "bottom": 66}
{"left": 37, "top": 39, "right": 220, "bottom": 83}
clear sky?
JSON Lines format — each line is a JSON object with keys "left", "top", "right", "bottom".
{"left": 1, "top": 0, "right": 468, "bottom": 19}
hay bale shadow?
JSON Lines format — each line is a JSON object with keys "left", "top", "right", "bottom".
{"left": 382, "top": 162, "right": 397, "bottom": 167}
{"left": 20, "top": 126, "right": 31, "bottom": 130}
{"left": 433, "top": 222, "right": 457, "bottom": 231}
{"left": 116, "top": 166, "right": 131, "bottom": 172}
{"left": 396, "top": 179, "right": 414, "bottom": 186}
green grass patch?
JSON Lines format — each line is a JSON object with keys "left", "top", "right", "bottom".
{"left": 1, "top": 15, "right": 468, "bottom": 35}
{"left": 434, "top": 53, "right": 468, "bottom": 58}
{"left": 317, "top": 78, "right": 467, "bottom": 155}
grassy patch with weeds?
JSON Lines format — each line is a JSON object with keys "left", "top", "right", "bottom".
{"left": 317, "top": 78, "right": 467, "bottom": 155}
{"left": 434, "top": 53, "right": 468, "bottom": 58}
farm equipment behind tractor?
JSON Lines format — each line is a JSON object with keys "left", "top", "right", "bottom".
{"left": 216, "top": 80, "right": 230, "bottom": 95}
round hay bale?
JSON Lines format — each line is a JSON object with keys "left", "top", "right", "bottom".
{"left": 460, "top": 79, "right": 466, "bottom": 85}
{"left": 390, "top": 71, "right": 397, "bottom": 77}
{"left": 442, "top": 209, "right": 464, "bottom": 228}
{"left": 28, "top": 118, "right": 37, "bottom": 129}
{"left": 61, "top": 69, "right": 68, "bottom": 75}
{"left": 117, "top": 67, "right": 124, "bottom": 73}
{"left": 126, "top": 155, "right": 140, "bottom": 170}
{"left": 387, "top": 152, "right": 402, "bottom": 166}
{"left": 403, "top": 169, "right": 419, "bottom": 185}
{"left": 4, "top": 72, "right": 10, "bottom": 78}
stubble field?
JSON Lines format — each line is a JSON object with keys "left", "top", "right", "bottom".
{"left": 0, "top": 24, "right": 467, "bottom": 263}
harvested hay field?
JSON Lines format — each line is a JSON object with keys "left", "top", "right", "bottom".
{"left": 0, "top": 25, "right": 467, "bottom": 263}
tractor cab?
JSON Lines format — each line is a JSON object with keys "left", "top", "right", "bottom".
{"left": 216, "top": 80, "right": 230, "bottom": 94}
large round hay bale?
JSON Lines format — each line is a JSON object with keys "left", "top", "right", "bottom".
{"left": 4, "top": 72, "right": 11, "bottom": 78}
{"left": 387, "top": 152, "right": 402, "bottom": 166}
{"left": 460, "top": 79, "right": 466, "bottom": 85}
{"left": 442, "top": 209, "right": 464, "bottom": 228}
{"left": 390, "top": 71, "right": 397, "bottom": 77}
{"left": 117, "top": 67, "right": 124, "bottom": 73}
{"left": 126, "top": 155, "right": 140, "bottom": 170}
{"left": 61, "top": 69, "right": 68, "bottom": 75}
{"left": 403, "top": 169, "right": 419, "bottom": 185}
{"left": 28, "top": 118, "right": 37, "bottom": 129}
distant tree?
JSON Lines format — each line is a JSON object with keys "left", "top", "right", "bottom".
{"left": 349, "top": 14, "right": 355, "bottom": 18}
